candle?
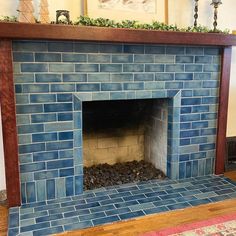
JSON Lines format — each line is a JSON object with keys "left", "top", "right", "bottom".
{"left": 212, "top": 0, "right": 222, "bottom": 4}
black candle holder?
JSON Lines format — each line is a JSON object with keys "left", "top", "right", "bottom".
{"left": 211, "top": 0, "right": 222, "bottom": 32}
{"left": 194, "top": 0, "right": 199, "bottom": 27}
{"left": 56, "top": 10, "right": 70, "bottom": 24}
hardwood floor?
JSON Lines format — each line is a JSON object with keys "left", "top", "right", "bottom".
{"left": 1, "top": 172, "right": 236, "bottom": 236}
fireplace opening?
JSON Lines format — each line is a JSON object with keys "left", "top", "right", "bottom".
{"left": 82, "top": 99, "right": 168, "bottom": 190}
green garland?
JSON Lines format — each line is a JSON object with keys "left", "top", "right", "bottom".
{"left": 0, "top": 15, "right": 230, "bottom": 34}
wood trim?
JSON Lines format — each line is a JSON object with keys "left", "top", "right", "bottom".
{"left": 1, "top": 22, "right": 236, "bottom": 46}
{"left": 215, "top": 47, "right": 232, "bottom": 175}
{"left": 165, "top": 0, "right": 169, "bottom": 25}
{"left": 0, "top": 40, "right": 21, "bottom": 207}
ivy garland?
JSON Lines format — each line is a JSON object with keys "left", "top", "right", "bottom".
{"left": 0, "top": 15, "right": 230, "bottom": 34}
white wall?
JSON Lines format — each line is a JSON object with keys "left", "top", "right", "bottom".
{"left": 0, "top": 0, "right": 236, "bottom": 190}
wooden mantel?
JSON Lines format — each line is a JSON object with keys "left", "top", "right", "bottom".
{"left": 1, "top": 22, "right": 236, "bottom": 46}
{"left": 0, "top": 22, "right": 234, "bottom": 207}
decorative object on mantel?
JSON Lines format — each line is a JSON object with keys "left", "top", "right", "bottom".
{"left": 39, "top": 0, "right": 50, "bottom": 24}
{"left": 211, "top": 0, "right": 222, "bottom": 32}
{"left": 194, "top": 0, "right": 199, "bottom": 27}
{"left": 56, "top": 10, "right": 70, "bottom": 24}
{"left": 0, "top": 190, "right": 7, "bottom": 203}
{"left": 17, "top": 0, "right": 35, "bottom": 23}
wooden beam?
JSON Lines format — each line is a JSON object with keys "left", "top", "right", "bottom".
{"left": 0, "top": 40, "right": 21, "bottom": 207}
{"left": 215, "top": 47, "right": 232, "bottom": 175}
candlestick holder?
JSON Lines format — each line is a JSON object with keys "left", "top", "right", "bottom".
{"left": 211, "top": 0, "right": 222, "bottom": 32}
{"left": 194, "top": 0, "right": 199, "bottom": 27}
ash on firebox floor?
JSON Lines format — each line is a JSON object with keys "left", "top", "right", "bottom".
{"left": 83, "top": 160, "right": 166, "bottom": 190}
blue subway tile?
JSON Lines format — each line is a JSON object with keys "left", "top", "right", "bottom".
{"left": 193, "top": 89, "right": 210, "bottom": 96}
{"left": 112, "top": 55, "right": 133, "bottom": 63}
{"left": 34, "top": 170, "right": 58, "bottom": 180}
{"left": 192, "top": 121, "right": 208, "bottom": 129}
{"left": 201, "top": 128, "right": 216, "bottom": 135}
{"left": 155, "top": 73, "right": 174, "bottom": 81}
{"left": 203, "top": 81, "right": 219, "bottom": 88}
{"left": 47, "top": 159, "right": 73, "bottom": 170}
{"left": 35, "top": 53, "right": 61, "bottom": 62}
{"left": 49, "top": 64, "right": 74, "bottom": 72}
{"left": 48, "top": 42, "right": 73, "bottom": 52}
{"left": 181, "top": 98, "right": 201, "bottom": 106}
{"left": 45, "top": 122, "right": 73, "bottom": 132}
{"left": 9, "top": 212, "right": 19, "bottom": 228}
{"left": 201, "top": 113, "right": 217, "bottom": 120}
{"left": 21, "top": 222, "right": 50, "bottom": 233}
{"left": 155, "top": 55, "right": 175, "bottom": 63}
{"left": 99, "top": 44, "right": 123, "bottom": 53}
{"left": 88, "top": 54, "right": 110, "bottom": 63}
{"left": 199, "top": 143, "right": 215, "bottom": 151}
{"left": 101, "top": 83, "right": 122, "bottom": 91}
{"left": 175, "top": 73, "right": 193, "bottom": 80}
{"left": 51, "top": 84, "right": 75, "bottom": 92}
{"left": 195, "top": 56, "right": 212, "bottom": 64}
{"left": 180, "top": 114, "right": 200, "bottom": 122}
{"left": 204, "top": 47, "right": 221, "bottom": 55}
{"left": 44, "top": 103, "right": 72, "bottom": 112}
{"left": 88, "top": 74, "right": 110, "bottom": 82}
{"left": 32, "top": 132, "right": 57, "bottom": 142}
{"left": 166, "top": 46, "right": 185, "bottom": 55}
{"left": 111, "top": 74, "right": 133, "bottom": 82}
{"left": 57, "top": 94, "right": 73, "bottom": 102}
{"left": 134, "top": 54, "right": 154, "bottom": 63}
{"left": 124, "top": 82, "right": 144, "bottom": 90}
{"left": 22, "top": 84, "right": 49, "bottom": 93}
{"left": 184, "top": 81, "right": 202, "bottom": 89}
{"left": 110, "top": 92, "right": 126, "bottom": 100}
{"left": 46, "top": 179, "right": 55, "bottom": 200}
{"left": 16, "top": 95, "right": 29, "bottom": 104}
{"left": 21, "top": 63, "right": 48, "bottom": 72}
{"left": 75, "top": 64, "right": 99, "bottom": 72}
{"left": 35, "top": 74, "right": 61, "bottom": 83}
{"left": 165, "top": 82, "right": 183, "bottom": 89}
{"left": 190, "top": 152, "right": 206, "bottom": 160}
{"left": 144, "top": 206, "right": 168, "bottom": 215}
{"left": 92, "top": 92, "right": 110, "bottom": 100}
{"left": 119, "top": 210, "right": 144, "bottom": 220}
{"left": 100, "top": 64, "right": 122, "bottom": 72}
{"left": 204, "top": 65, "right": 220, "bottom": 72}
{"left": 188, "top": 198, "right": 211, "bottom": 206}
{"left": 36, "top": 180, "right": 46, "bottom": 202}
{"left": 62, "top": 54, "right": 87, "bottom": 62}
{"left": 194, "top": 73, "right": 211, "bottom": 80}
{"left": 31, "top": 114, "right": 56, "bottom": 123}
{"left": 20, "top": 162, "right": 45, "bottom": 173}
{"left": 176, "top": 56, "right": 194, "bottom": 63}
{"left": 26, "top": 182, "right": 36, "bottom": 203}
{"left": 63, "top": 74, "right": 87, "bottom": 82}
{"left": 136, "top": 91, "right": 152, "bottom": 98}
{"left": 145, "top": 45, "right": 165, "bottom": 54}
{"left": 18, "top": 124, "right": 44, "bottom": 134}
{"left": 192, "top": 105, "right": 209, "bottom": 113}
{"left": 46, "top": 141, "right": 73, "bottom": 151}
{"left": 13, "top": 52, "right": 34, "bottom": 62}
{"left": 33, "top": 151, "right": 58, "bottom": 162}
{"left": 79, "top": 212, "right": 106, "bottom": 221}
{"left": 74, "top": 43, "right": 99, "bottom": 53}
{"left": 93, "top": 215, "right": 120, "bottom": 226}
{"left": 145, "top": 64, "right": 164, "bottom": 72}
{"left": 60, "top": 168, "right": 74, "bottom": 177}
{"left": 185, "top": 65, "right": 202, "bottom": 72}
{"left": 64, "top": 221, "right": 93, "bottom": 231}
{"left": 145, "top": 82, "right": 164, "bottom": 90}
{"left": 124, "top": 45, "right": 144, "bottom": 54}
{"left": 167, "top": 202, "right": 191, "bottom": 210}
{"left": 13, "top": 41, "right": 48, "bottom": 51}
{"left": 15, "top": 84, "right": 22, "bottom": 93}
{"left": 30, "top": 94, "right": 56, "bottom": 103}
{"left": 134, "top": 73, "right": 154, "bottom": 81}
{"left": 77, "top": 83, "right": 100, "bottom": 92}
{"left": 124, "top": 64, "right": 144, "bottom": 72}
{"left": 14, "top": 74, "right": 34, "bottom": 83}
{"left": 186, "top": 47, "right": 204, "bottom": 55}
{"left": 33, "top": 226, "right": 64, "bottom": 236}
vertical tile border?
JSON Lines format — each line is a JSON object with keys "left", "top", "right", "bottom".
{"left": 0, "top": 40, "right": 21, "bottom": 207}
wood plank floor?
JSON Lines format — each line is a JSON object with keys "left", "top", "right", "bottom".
{"left": 1, "top": 172, "right": 236, "bottom": 236}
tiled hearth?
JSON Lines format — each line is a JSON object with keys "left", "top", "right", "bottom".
{"left": 8, "top": 176, "right": 236, "bottom": 235}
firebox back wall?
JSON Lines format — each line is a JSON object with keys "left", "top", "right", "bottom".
{"left": 13, "top": 41, "right": 221, "bottom": 204}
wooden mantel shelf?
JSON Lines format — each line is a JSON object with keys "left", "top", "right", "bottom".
{"left": 1, "top": 22, "right": 236, "bottom": 46}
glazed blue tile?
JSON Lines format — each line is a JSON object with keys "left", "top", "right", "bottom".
{"left": 115, "top": 200, "right": 139, "bottom": 208}
{"left": 209, "top": 195, "right": 231, "bottom": 202}
{"left": 180, "top": 130, "right": 200, "bottom": 138}
{"left": 58, "top": 131, "right": 73, "bottom": 140}
{"left": 119, "top": 210, "right": 144, "bottom": 220}
{"left": 105, "top": 207, "right": 131, "bottom": 216}
{"left": 46, "top": 180, "right": 55, "bottom": 200}
{"left": 26, "top": 182, "right": 36, "bottom": 203}
{"left": 44, "top": 103, "right": 72, "bottom": 112}
{"left": 8, "top": 228, "right": 19, "bottom": 236}
{"left": 22, "top": 84, "right": 49, "bottom": 93}
{"left": 166, "top": 46, "right": 185, "bottom": 55}
{"left": 48, "top": 42, "right": 73, "bottom": 52}
{"left": 110, "top": 92, "right": 126, "bottom": 100}
{"left": 89, "top": 205, "right": 116, "bottom": 213}
{"left": 201, "top": 113, "right": 217, "bottom": 120}
{"left": 51, "top": 84, "right": 75, "bottom": 92}
{"left": 77, "top": 83, "right": 100, "bottom": 92}
{"left": 181, "top": 90, "right": 193, "bottom": 97}
{"left": 134, "top": 54, "right": 154, "bottom": 63}
{"left": 138, "top": 196, "right": 161, "bottom": 204}
{"left": 144, "top": 206, "right": 169, "bottom": 215}
{"left": 145, "top": 191, "right": 167, "bottom": 198}
{"left": 185, "top": 65, "right": 202, "bottom": 72}
{"left": 176, "top": 56, "right": 194, "bottom": 63}
{"left": 109, "top": 192, "right": 132, "bottom": 199}
{"left": 35, "top": 53, "right": 61, "bottom": 62}
{"left": 19, "top": 143, "right": 45, "bottom": 154}
{"left": 21, "top": 63, "right": 48, "bottom": 72}
{"left": 204, "top": 65, "right": 220, "bottom": 72}
{"left": 188, "top": 199, "right": 211, "bottom": 206}
{"left": 75, "top": 201, "right": 100, "bottom": 210}
{"left": 136, "top": 91, "right": 152, "bottom": 98}
{"left": 202, "top": 97, "right": 218, "bottom": 104}
{"left": 191, "top": 137, "right": 208, "bottom": 144}
{"left": 117, "top": 186, "right": 139, "bottom": 192}
{"left": 175, "top": 73, "right": 193, "bottom": 80}
{"left": 74, "top": 43, "right": 99, "bottom": 53}
{"left": 50, "top": 217, "right": 79, "bottom": 227}
{"left": 123, "top": 194, "right": 146, "bottom": 202}
{"left": 123, "top": 64, "right": 144, "bottom": 72}
{"left": 112, "top": 55, "right": 133, "bottom": 63}
{"left": 17, "top": 104, "right": 43, "bottom": 114}
{"left": 9, "top": 212, "right": 19, "bottom": 228}
{"left": 195, "top": 56, "right": 212, "bottom": 64}
{"left": 184, "top": 81, "right": 202, "bottom": 89}
{"left": 181, "top": 114, "right": 200, "bottom": 122}
{"left": 181, "top": 98, "right": 201, "bottom": 106}
{"left": 124, "top": 82, "right": 144, "bottom": 90}
{"left": 34, "top": 203, "right": 61, "bottom": 212}
{"left": 13, "top": 52, "right": 34, "bottom": 62}
{"left": 58, "top": 113, "right": 73, "bottom": 121}
{"left": 93, "top": 215, "right": 120, "bottom": 226}
{"left": 145, "top": 82, "right": 164, "bottom": 89}
{"left": 215, "top": 189, "right": 235, "bottom": 195}
{"left": 59, "top": 150, "right": 73, "bottom": 159}
{"left": 57, "top": 94, "right": 73, "bottom": 102}
{"left": 88, "top": 54, "right": 110, "bottom": 63}
{"left": 181, "top": 190, "right": 202, "bottom": 196}
{"left": 30, "top": 94, "right": 56, "bottom": 103}
{"left": 155, "top": 55, "right": 175, "bottom": 63}
{"left": 145, "top": 45, "right": 165, "bottom": 54}
{"left": 47, "top": 159, "right": 73, "bottom": 169}
{"left": 32, "top": 132, "right": 57, "bottom": 142}
{"left": 65, "top": 177, "right": 74, "bottom": 196}
{"left": 20, "top": 162, "right": 45, "bottom": 173}
{"left": 159, "top": 193, "right": 182, "bottom": 200}
{"left": 153, "top": 199, "right": 176, "bottom": 207}
{"left": 88, "top": 74, "right": 110, "bottom": 82}
{"left": 33, "top": 226, "right": 64, "bottom": 236}
{"left": 99, "top": 44, "right": 123, "bottom": 53}
{"left": 203, "top": 81, "right": 219, "bottom": 88}
{"left": 101, "top": 83, "right": 122, "bottom": 91}
{"left": 13, "top": 41, "right": 48, "bottom": 52}
{"left": 204, "top": 47, "right": 221, "bottom": 55}
{"left": 192, "top": 105, "right": 209, "bottom": 113}
{"left": 36, "top": 213, "right": 63, "bottom": 223}
{"left": 63, "top": 74, "right": 87, "bottom": 82}
{"left": 64, "top": 221, "right": 93, "bottom": 231}
{"left": 75, "top": 64, "right": 99, "bottom": 72}
{"left": 100, "top": 64, "right": 122, "bottom": 72}
{"left": 34, "top": 170, "right": 58, "bottom": 180}
{"left": 16, "top": 95, "right": 29, "bottom": 104}
{"left": 201, "top": 128, "right": 216, "bottom": 136}
{"left": 31, "top": 114, "right": 56, "bottom": 123}
{"left": 20, "top": 210, "right": 48, "bottom": 220}
{"left": 75, "top": 175, "right": 83, "bottom": 195}
{"left": 155, "top": 73, "right": 174, "bottom": 81}
{"left": 194, "top": 73, "right": 212, "bottom": 81}
{"left": 14, "top": 74, "right": 35, "bottom": 83}
{"left": 62, "top": 54, "right": 87, "bottom": 62}
{"left": 86, "top": 195, "right": 110, "bottom": 204}
{"left": 111, "top": 73, "right": 133, "bottom": 82}
{"left": 168, "top": 202, "right": 191, "bottom": 210}
{"left": 134, "top": 73, "right": 154, "bottom": 81}
{"left": 165, "top": 82, "right": 183, "bottom": 89}
{"left": 79, "top": 212, "right": 106, "bottom": 221}
{"left": 186, "top": 47, "right": 204, "bottom": 55}
{"left": 145, "top": 64, "right": 164, "bottom": 72}
{"left": 15, "top": 84, "right": 22, "bottom": 93}
{"left": 124, "top": 45, "right": 144, "bottom": 54}
{"left": 175, "top": 196, "right": 197, "bottom": 202}
{"left": 20, "top": 222, "right": 50, "bottom": 233}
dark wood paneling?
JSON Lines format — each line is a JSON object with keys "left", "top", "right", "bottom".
{"left": 0, "top": 22, "right": 236, "bottom": 46}
{"left": 215, "top": 47, "right": 232, "bottom": 175}
{"left": 0, "top": 40, "right": 21, "bottom": 207}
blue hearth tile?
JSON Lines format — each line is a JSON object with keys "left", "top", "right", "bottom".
{"left": 76, "top": 83, "right": 100, "bottom": 92}
{"left": 36, "top": 180, "right": 46, "bottom": 202}
{"left": 199, "top": 143, "right": 215, "bottom": 151}
{"left": 99, "top": 44, "right": 123, "bottom": 53}
{"left": 152, "top": 90, "right": 167, "bottom": 98}
{"left": 20, "top": 222, "right": 50, "bottom": 233}
{"left": 26, "top": 182, "right": 36, "bottom": 203}
{"left": 204, "top": 47, "right": 221, "bottom": 55}
{"left": 145, "top": 45, "right": 165, "bottom": 54}
{"left": 33, "top": 226, "right": 64, "bottom": 236}
{"left": 45, "top": 122, "right": 73, "bottom": 132}
{"left": 15, "top": 84, "right": 22, "bottom": 93}
{"left": 186, "top": 162, "right": 192, "bottom": 178}
{"left": 86, "top": 195, "right": 110, "bottom": 204}
{"left": 74, "top": 130, "right": 82, "bottom": 148}
{"left": 201, "top": 113, "right": 217, "bottom": 120}
{"left": 191, "top": 137, "right": 208, "bottom": 144}
{"left": 9, "top": 212, "right": 19, "bottom": 228}
{"left": 59, "top": 131, "right": 73, "bottom": 140}
{"left": 88, "top": 74, "right": 110, "bottom": 82}
{"left": 181, "top": 90, "right": 193, "bottom": 97}
{"left": 63, "top": 74, "right": 87, "bottom": 82}
{"left": 34, "top": 170, "right": 58, "bottom": 180}
{"left": 180, "top": 123, "right": 191, "bottom": 130}
{"left": 112, "top": 55, "right": 133, "bottom": 63}
{"left": 181, "top": 190, "right": 202, "bottom": 197}
{"left": 93, "top": 215, "right": 120, "bottom": 226}
{"left": 180, "top": 130, "right": 200, "bottom": 138}
{"left": 51, "top": 217, "right": 79, "bottom": 227}
{"left": 61, "top": 199, "right": 85, "bottom": 208}
{"left": 145, "top": 82, "right": 164, "bottom": 90}
{"left": 166, "top": 46, "right": 185, "bottom": 55}
{"left": 58, "top": 113, "right": 73, "bottom": 121}
{"left": 155, "top": 73, "right": 174, "bottom": 81}
{"left": 117, "top": 186, "right": 139, "bottom": 193}
{"left": 48, "top": 42, "right": 73, "bottom": 52}
{"left": 181, "top": 98, "right": 201, "bottom": 106}
{"left": 18, "top": 135, "right": 31, "bottom": 145}
{"left": 105, "top": 207, "right": 131, "bottom": 216}
{"left": 20, "top": 211, "right": 48, "bottom": 220}
{"left": 18, "top": 124, "right": 44, "bottom": 134}
{"left": 175, "top": 196, "right": 197, "bottom": 202}
{"left": 127, "top": 91, "right": 136, "bottom": 99}
{"left": 23, "top": 84, "right": 50, "bottom": 93}
{"left": 165, "top": 82, "right": 183, "bottom": 89}
{"left": 20, "top": 162, "right": 45, "bottom": 174}
{"left": 57, "top": 94, "right": 73, "bottom": 102}
{"left": 195, "top": 56, "right": 212, "bottom": 64}
{"left": 74, "top": 43, "right": 99, "bottom": 53}
{"left": 75, "top": 64, "right": 99, "bottom": 72}
{"left": 201, "top": 128, "right": 216, "bottom": 136}
{"left": 145, "top": 191, "right": 167, "bottom": 198}
{"left": 49, "top": 206, "right": 74, "bottom": 215}
{"left": 21, "top": 183, "right": 26, "bottom": 203}
{"left": 109, "top": 192, "right": 132, "bottom": 199}
{"left": 59, "top": 150, "right": 73, "bottom": 159}
{"left": 190, "top": 152, "right": 206, "bottom": 160}
{"left": 90, "top": 205, "right": 116, "bottom": 213}
{"left": 100, "top": 64, "right": 122, "bottom": 72}
{"left": 44, "top": 103, "right": 72, "bottom": 113}
{"left": 35, "top": 53, "right": 61, "bottom": 62}
{"left": 153, "top": 199, "right": 176, "bottom": 207}
{"left": 192, "top": 161, "right": 199, "bottom": 177}
{"left": 32, "top": 133, "right": 57, "bottom": 142}
{"left": 75, "top": 175, "right": 83, "bottom": 195}
{"left": 8, "top": 228, "right": 19, "bottom": 236}
{"left": 123, "top": 64, "right": 144, "bottom": 72}
{"left": 75, "top": 165, "right": 83, "bottom": 175}
{"left": 124, "top": 82, "right": 144, "bottom": 90}
{"left": 51, "top": 84, "right": 75, "bottom": 92}
{"left": 176, "top": 56, "right": 194, "bottom": 63}
{"left": 204, "top": 65, "right": 220, "bottom": 72}
{"left": 215, "top": 188, "right": 235, "bottom": 195}
{"left": 13, "top": 52, "right": 34, "bottom": 62}
{"left": 184, "top": 81, "right": 202, "bottom": 89}
{"left": 21, "top": 63, "right": 48, "bottom": 72}
{"left": 110, "top": 92, "right": 126, "bottom": 100}
{"left": 66, "top": 177, "right": 74, "bottom": 196}
{"left": 134, "top": 73, "right": 154, "bottom": 81}
{"left": 144, "top": 206, "right": 169, "bottom": 215}
{"left": 145, "top": 64, "right": 164, "bottom": 72}
{"left": 155, "top": 55, "right": 175, "bottom": 63}
{"left": 203, "top": 81, "right": 219, "bottom": 88}
{"left": 188, "top": 199, "right": 211, "bottom": 206}
{"left": 62, "top": 54, "right": 87, "bottom": 62}
{"left": 136, "top": 91, "right": 152, "bottom": 99}
{"left": 129, "top": 202, "right": 154, "bottom": 211}
{"left": 88, "top": 54, "right": 110, "bottom": 63}
{"left": 185, "top": 65, "right": 202, "bottom": 72}
{"left": 115, "top": 200, "right": 139, "bottom": 208}
{"left": 192, "top": 105, "right": 209, "bottom": 113}
{"left": 15, "top": 74, "right": 35, "bottom": 83}
{"left": 179, "top": 154, "right": 190, "bottom": 162}
{"left": 159, "top": 193, "right": 182, "bottom": 200}
{"left": 30, "top": 94, "right": 56, "bottom": 103}
{"left": 47, "top": 159, "right": 73, "bottom": 169}
{"left": 75, "top": 202, "right": 100, "bottom": 210}
{"left": 79, "top": 212, "right": 106, "bottom": 221}
{"left": 124, "top": 45, "right": 144, "bottom": 54}
{"left": 111, "top": 73, "right": 133, "bottom": 82}
{"left": 186, "top": 47, "right": 204, "bottom": 55}
{"left": 46, "top": 179, "right": 56, "bottom": 200}
{"left": 36, "top": 213, "right": 63, "bottom": 223}
{"left": 209, "top": 195, "right": 230, "bottom": 202}
{"left": 123, "top": 194, "right": 146, "bottom": 202}
{"left": 192, "top": 121, "right": 208, "bottom": 129}
{"left": 167, "top": 202, "right": 191, "bottom": 210}
{"left": 202, "top": 97, "right": 218, "bottom": 104}
{"left": 34, "top": 203, "right": 60, "bottom": 213}
{"left": 175, "top": 73, "right": 193, "bottom": 81}
{"left": 17, "top": 104, "right": 44, "bottom": 114}
{"left": 60, "top": 168, "right": 74, "bottom": 177}
{"left": 31, "top": 114, "right": 56, "bottom": 123}
{"left": 194, "top": 73, "right": 212, "bottom": 80}
{"left": 134, "top": 54, "right": 154, "bottom": 63}
{"left": 166, "top": 64, "right": 184, "bottom": 72}
{"left": 101, "top": 83, "right": 122, "bottom": 91}
{"left": 180, "top": 114, "right": 200, "bottom": 122}
{"left": 119, "top": 210, "right": 144, "bottom": 220}
{"left": 64, "top": 221, "right": 93, "bottom": 231}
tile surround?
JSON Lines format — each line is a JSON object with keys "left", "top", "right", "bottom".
{"left": 13, "top": 41, "right": 221, "bottom": 204}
